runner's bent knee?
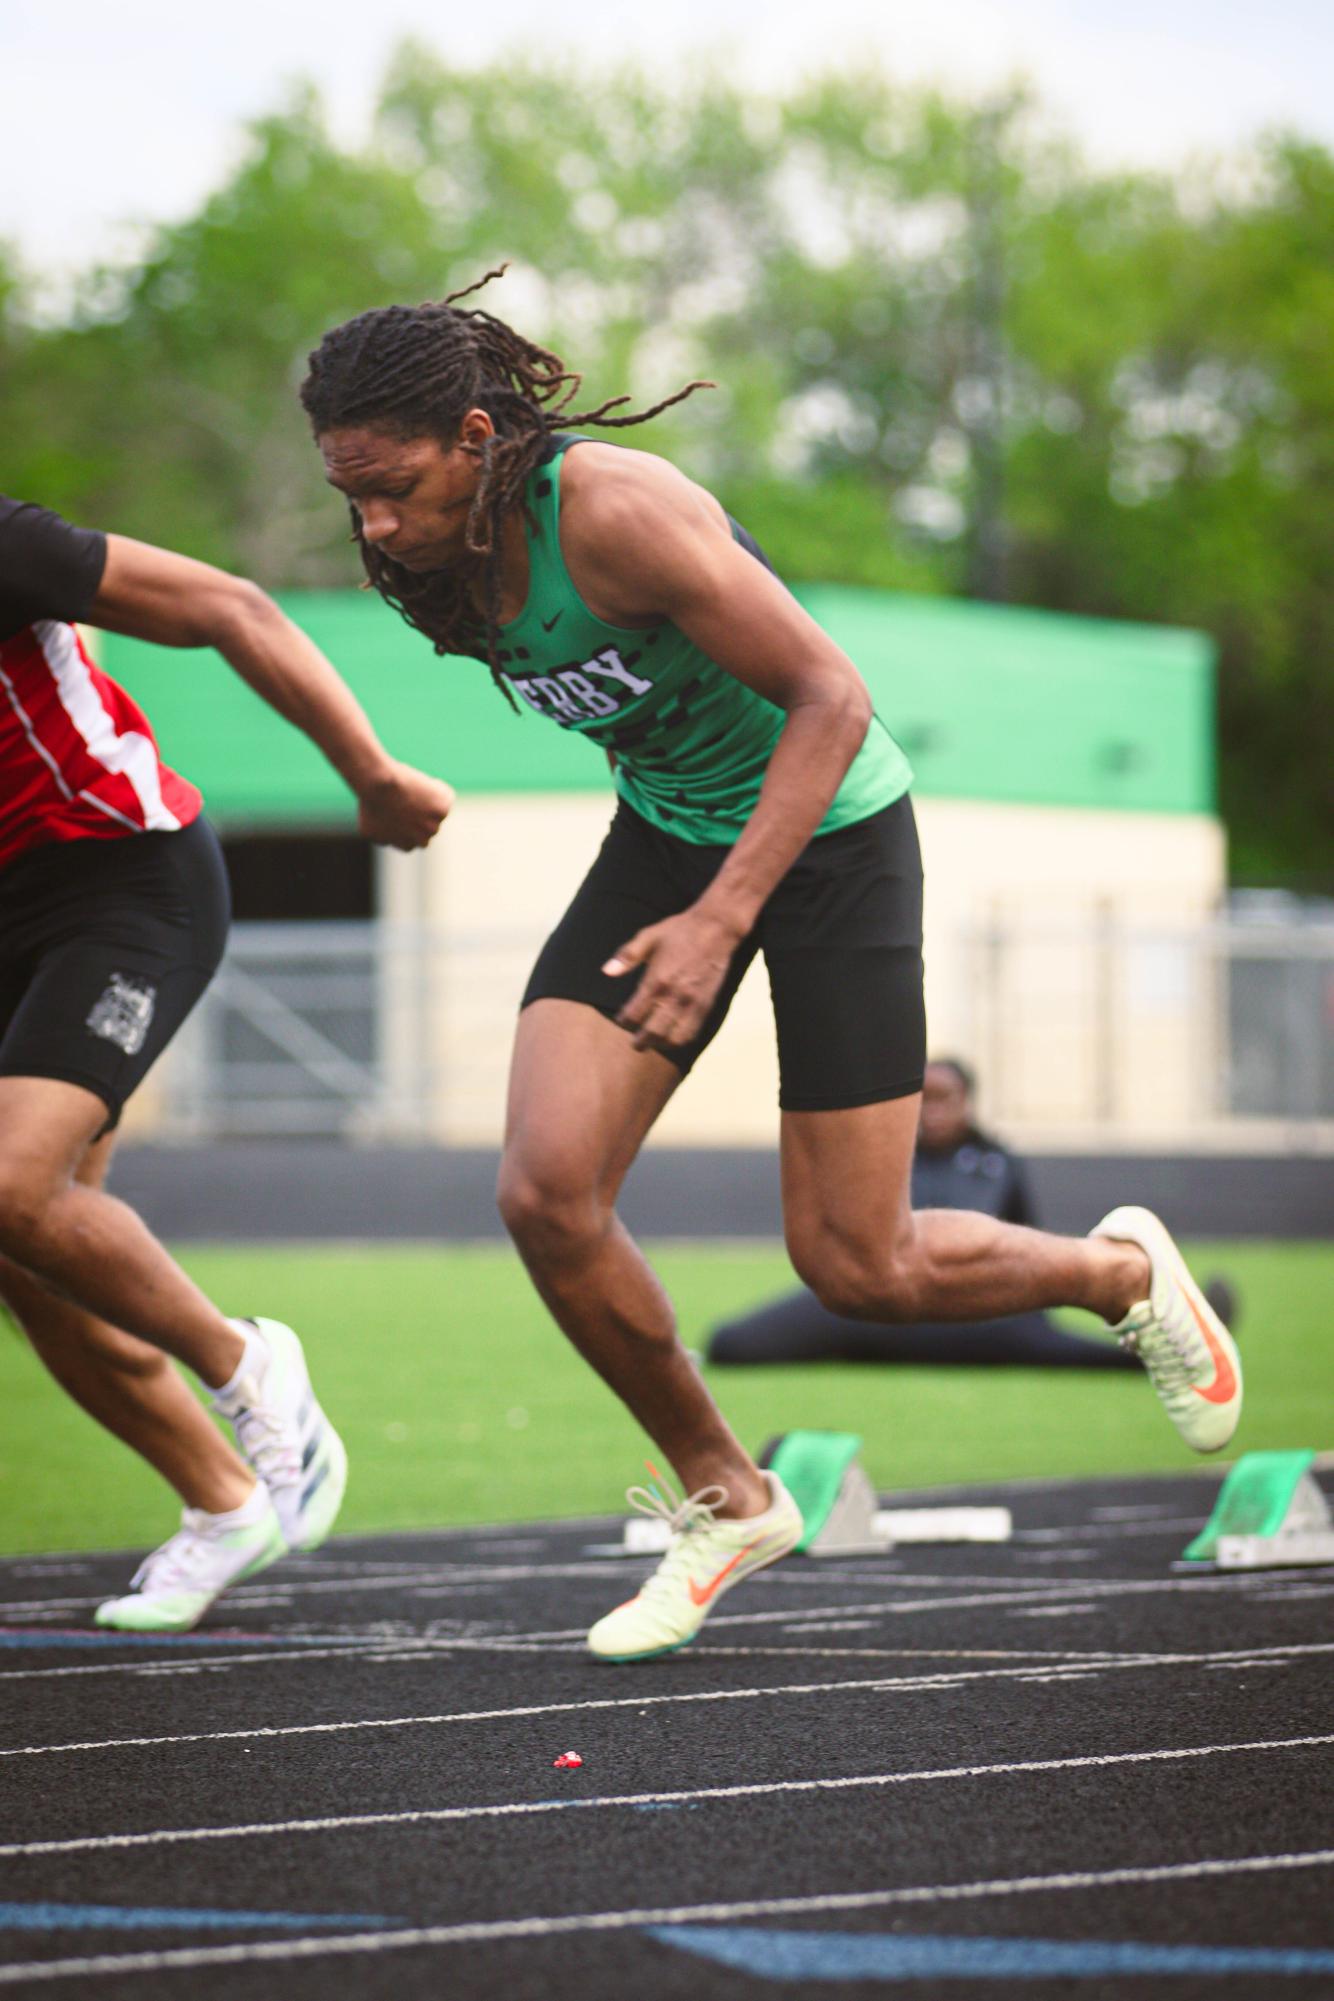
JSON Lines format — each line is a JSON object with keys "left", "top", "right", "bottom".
{"left": 496, "top": 1152, "right": 610, "bottom": 1265}
{"left": 789, "top": 1223, "right": 924, "bottom": 1323}
{"left": 5, "top": 1273, "right": 170, "bottom": 1382}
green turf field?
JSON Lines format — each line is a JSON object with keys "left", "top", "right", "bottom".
{"left": 1, "top": 1240, "right": 1329, "bottom": 1555}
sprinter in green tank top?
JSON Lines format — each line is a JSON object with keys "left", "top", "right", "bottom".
{"left": 301, "top": 274, "right": 1242, "bottom": 1662}
{"left": 492, "top": 443, "right": 911, "bottom": 843}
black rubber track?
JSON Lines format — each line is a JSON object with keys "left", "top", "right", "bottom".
{"left": 1, "top": 1468, "right": 1331, "bottom": 1998}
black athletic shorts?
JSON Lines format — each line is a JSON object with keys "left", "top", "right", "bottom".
{"left": 522, "top": 793, "right": 925, "bottom": 1111}
{"left": 0, "top": 817, "right": 230, "bottom": 1133}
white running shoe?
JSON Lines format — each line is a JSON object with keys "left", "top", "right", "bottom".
{"left": 1091, "top": 1205, "right": 1243, "bottom": 1454}
{"left": 588, "top": 1468, "right": 803, "bottom": 1663}
{"left": 95, "top": 1489, "right": 285, "bottom": 1633}
{"left": 211, "top": 1318, "right": 348, "bottom": 1552}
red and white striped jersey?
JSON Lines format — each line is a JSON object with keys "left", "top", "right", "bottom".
{"left": 0, "top": 618, "right": 201, "bottom": 872}
{"left": 0, "top": 497, "right": 202, "bottom": 872}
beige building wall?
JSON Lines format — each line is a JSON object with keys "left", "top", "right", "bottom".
{"left": 379, "top": 790, "right": 1227, "bottom": 1148}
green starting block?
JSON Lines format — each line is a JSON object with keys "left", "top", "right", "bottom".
{"left": 760, "top": 1431, "right": 883, "bottom": 1555}
{"left": 619, "top": 1431, "right": 1012, "bottom": 1556}
{"left": 1182, "top": 1450, "right": 1334, "bottom": 1570}
{"left": 759, "top": 1431, "right": 1012, "bottom": 1556}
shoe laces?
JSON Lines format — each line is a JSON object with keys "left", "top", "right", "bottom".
{"left": 625, "top": 1465, "right": 729, "bottom": 1604}
{"left": 1121, "top": 1309, "right": 1197, "bottom": 1395}
{"left": 128, "top": 1510, "right": 224, "bottom": 1595}
{"left": 225, "top": 1372, "right": 301, "bottom": 1487}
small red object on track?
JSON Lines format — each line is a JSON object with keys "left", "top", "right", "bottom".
{"left": 552, "top": 1751, "right": 583, "bottom": 1769}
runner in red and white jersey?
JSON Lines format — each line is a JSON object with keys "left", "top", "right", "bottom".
{"left": 0, "top": 497, "right": 455, "bottom": 1630}
{"left": 0, "top": 510, "right": 201, "bottom": 867}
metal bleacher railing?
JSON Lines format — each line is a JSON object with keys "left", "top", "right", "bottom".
{"left": 152, "top": 908, "right": 1334, "bottom": 1147}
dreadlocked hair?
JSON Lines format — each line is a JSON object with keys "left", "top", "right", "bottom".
{"left": 300, "top": 266, "right": 714, "bottom": 707}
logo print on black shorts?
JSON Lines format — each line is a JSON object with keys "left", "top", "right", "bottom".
{"left": 86, "top": 974, "right": 157, "bottom": 1056}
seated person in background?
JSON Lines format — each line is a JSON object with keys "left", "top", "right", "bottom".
{"left": 708, "top": 1058, "right": 1235, "bottom": 1367}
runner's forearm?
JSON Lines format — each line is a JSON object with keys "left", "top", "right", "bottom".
{"left": 208, "top": 591, "right": 394, "bottom": 798}
{"left": 694, "top": 685, "right": 871, "bottom": 937}
{"left": 93, "top": 535, "right": 396, "bottom": 801}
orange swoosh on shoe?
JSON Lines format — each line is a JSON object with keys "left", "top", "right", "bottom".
{"left": 1185, "top": 1287, "right": 1238, "bottom": 1405}
{"left": 687, "top": 1538, "right": 766, "bottom": 1608}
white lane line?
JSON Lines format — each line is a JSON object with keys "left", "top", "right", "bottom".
{"left": 1012, "top": 1516, "right": 1205, "bottom": 1543}
{"left": 1092, "top": 1505, "right": 1181, "bottom": 1520}
{"left": 693, "top": 1646, "right": 1126, "bottom": 1665}
{"left": 688, "top": 1646, "right": 1123, "bottom": 1660}
{"left": 405, "top": 1642, "right": 1169, "bottom": 1666}
{"left": 0, "top": 1673, "right": 1008, "bottom": 1759}
{"left": 0, "top": 1560, "right": 1221, "bottom": 1622}
{"left": 0, "top": 1644, "right": 433, "bottom": 1685}
{"left": 1, "top": 1845, "right": 1330, "bottom": 1985}
{"left": 0, "top": 1633, "right": 1118, "bottom": 1686}
{"left": 489, "top": 1568, "right": 1334, "bottom": 1644}
{"left": 1012, "top": 1605, "right": 1098, "bottom": 1619}
{"left": 4, "top": 1738, "right": 1332, "bottom": 1863}
{"left": 16, "top": 1632, "right": 1106, "bottom": 1683}
{"left": 0, "top": 1559, "right": 1193, "bottom": 1620}
{"left": 0, "top": 1553, "right": 1316, "bottom": 1630}
{"left": 3, "top": 1645, "right": 1329, "bottom": 1761}
{"left": 14, "top": 1640, "right": 1174, "bottom": 1678}
{"left": 0, "top": 1635, "right": 593, "bottom": 1685}
{"left": 407, "top": 1568, "right": 1078, "bottom": 1603}
{"left": 758, "top": 1573, "right": 1321, "bottom": 1618}
{"left": 0, "top": 1563, "right": 646, "bottom": 1617}
{"left": 636, "top": 1641, "right": 1333, "bottom": 1679}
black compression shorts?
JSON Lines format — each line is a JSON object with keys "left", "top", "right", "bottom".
{"left": 522, "top": 794, "right": 925, "bottom": 1112}
{"left": 0, "top": 818, "right": 229, "bottom": 1133}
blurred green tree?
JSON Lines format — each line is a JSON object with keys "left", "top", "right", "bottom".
{"left": 0, "top": 88, "right": 446, "bottom": 583}
{"left": 1, "top": 59, "right": 1328, "bottom": 885}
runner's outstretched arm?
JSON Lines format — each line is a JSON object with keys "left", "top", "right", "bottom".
{"left": 90, "top": 536, "right": 454, "bottom": 850}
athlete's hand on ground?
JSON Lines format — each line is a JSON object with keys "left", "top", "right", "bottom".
{"left": 604, "top": 908, "right": 743, "bottom": 1053}
{"left": 356, "top": 763, "right": 455, "bottom": 850}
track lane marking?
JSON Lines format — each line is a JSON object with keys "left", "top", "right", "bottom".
{"left": 4, "top": 1546, "right": 1284, "bottom": 1620}
{"left": 0, "top": 1644, "right": 435, "bottom": 1684}
{"left": 0, "top": 1847, "right": 1330, "bottom": 1984}
{"left": 0, "top": 1563, "right": 671, "bottom": 1617}
{"left": 5, "top": 1643, "right": 1332, "bottom": 1759}
{"left": 1012, "top": 1516, "right": 1206, "bottom": 1543}
{"left": 492, "top": 1569, "right": 1334, "bottom": 1644}
{"left": 0, "top": 1566, "right": 1061, "bottom": 1620}
{"left": 4, "top": 1734, "right": 1331, "bottom": 1858}
{"left": 0, "top": 1642, "right": 1129, "bottom": 1684}
{"left": 3, "top": 1557, "right": 1303, "bottom": 1624}
{"left": 0, "top": 1636, "right": 606, "bottom": 1684}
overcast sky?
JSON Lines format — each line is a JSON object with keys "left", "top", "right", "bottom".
{"left": 6, "top": 0, "right": 1333, "bottom": 285}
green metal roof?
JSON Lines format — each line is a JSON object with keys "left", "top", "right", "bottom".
{"left": 99, "top": 585, "right": 1215, "bottom": 828}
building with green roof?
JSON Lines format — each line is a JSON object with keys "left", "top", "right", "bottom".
{"left": 101, "top": 584, "right": 1215, "bottom": 828}
{"left": 102, "top": 586, "right": 1225, "bottom": 1146}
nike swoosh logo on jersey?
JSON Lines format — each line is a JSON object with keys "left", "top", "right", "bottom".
{"left": 1185, "top": 1286, "right": 1238, "bottom": 1404}
{"left": 541, "top": 611, "right": 563, "bottom": 632}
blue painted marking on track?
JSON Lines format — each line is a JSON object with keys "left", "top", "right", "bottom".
{"left": 0, "top": 1904, "right": 399, "bottom": 1934}
{"left": 650, "top": 1928, "right": 1334, "bottom": 1981}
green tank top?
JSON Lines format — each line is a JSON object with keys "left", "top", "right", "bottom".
{"left": 494, "top": 440, "right": 912, "bottom": 845}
